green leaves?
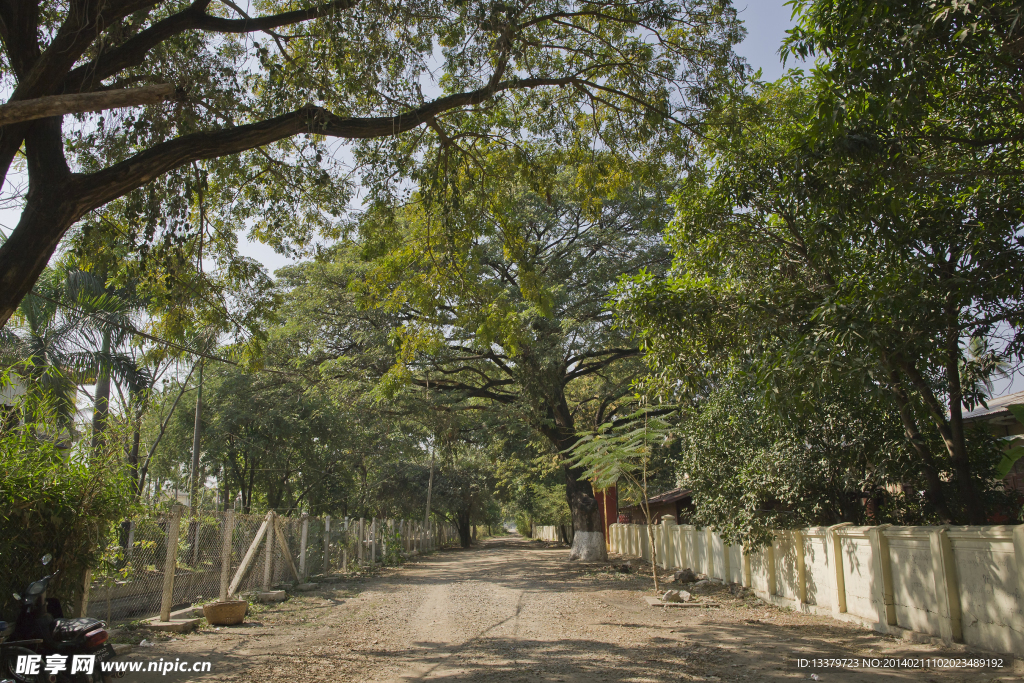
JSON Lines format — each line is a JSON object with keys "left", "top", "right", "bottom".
{"left": 565, "top": 405, "right": 677, "bottom": 492}
{"left": 995, "top": 404, "right": 1024, "bottom": 479}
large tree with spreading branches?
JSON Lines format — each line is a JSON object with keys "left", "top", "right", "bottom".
{"left": 0, "top": 0, "right": 744, "bottom": 328}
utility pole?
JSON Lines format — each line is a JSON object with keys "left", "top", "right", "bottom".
{"left": 188, "top": 359, "right": 204, "bottom": 564}
{"left": 189, "top": 359, "right": 204, "bottom": 507}
{"left": 423, "top": 375, "right": 435, "bottom": 547}
{"left": 424, "top": 446, "right": 435, "bottom": 528}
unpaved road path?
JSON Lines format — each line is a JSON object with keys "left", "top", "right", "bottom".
{"left": 130, "top": 536, "right": 1019, "bottom": 682}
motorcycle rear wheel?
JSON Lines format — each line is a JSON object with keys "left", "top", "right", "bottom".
{"left": 0, "top": 645, "right": 43, "bottom": 683}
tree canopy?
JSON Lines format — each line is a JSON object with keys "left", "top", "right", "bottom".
{"left": 0, "top": 0, "right": 745, "bottom": 328}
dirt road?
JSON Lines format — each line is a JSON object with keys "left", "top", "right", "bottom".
{"left": 129, "top": 536, "right": 1019, "bottom": 682}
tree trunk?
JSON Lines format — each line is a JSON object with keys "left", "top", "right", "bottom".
{"left": 563, "top": 462, "right": 605, "bottom": 561}
{"left": 189, "top": 361, "right": 204, "bottom": 506}
{"left": 646, "top": 522, "right": 660, "bottom": 593}
{"left": 540, "top": 392, "right": 606, "bottom": 561}
{"left": 126, "top": 422, "right": 142, "bottom": 495}
{"left": 456, "top": 510, "right": 472, "bottom": 548}
{"left": 0, "top": 119, "right": 77, "bottom": 329}
{"left": 883, "top": 362, "right": 957, "bottom": 523}
{"left": 91, "top": 328, "right": 112, "bottom": 453}
{"left": 899, "top": 357, "right": 985, "bottom": 524}
{"left": 942, "top": 322, "right": 986, "bottom": 524}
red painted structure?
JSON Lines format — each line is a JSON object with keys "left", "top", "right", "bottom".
{"left": 594, "top": 484, "right": 618, "bottom": 548}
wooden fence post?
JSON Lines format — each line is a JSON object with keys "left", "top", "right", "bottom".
{"left": 77, "top": 568, "right": 92, "bottom": 618}
{"left": 342, "top": 518, "right": 349, "bottom": 571}
{"left": 299, "top": 513, "right": 309, "bottom": 580}
{"left": 323, "top": 515, "right": 331, "bottom": 575}
{"left": 273, "top": 515, "right": 301, "bottom": 583}
{"left": 262, "top": 511, "right": 276, "bottom": 591}
{"left": 371, "top": 518, "right": 378, "bottom": 564}
{"left": 159, "top": 505, "right": 182, "bottom": 622}
{"left": 358, "top": 518, "right": 365, "bottom": 562}
{"left": 219, "top": 510, "right": 235, "bottom": 602}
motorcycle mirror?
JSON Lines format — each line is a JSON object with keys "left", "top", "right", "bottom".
{"left": 41, "top": 554, "right": 52, "bottom": 566}
{"left": 11, "top": 592, "right": 19, "bottom": 601}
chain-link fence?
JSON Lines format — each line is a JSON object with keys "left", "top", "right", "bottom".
{"left": 74, "top": 507, "right": 456, "bottom": 626}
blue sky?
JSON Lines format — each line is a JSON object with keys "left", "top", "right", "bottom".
{"left": 733, "top": 0, "right": 799, "bottom": 82}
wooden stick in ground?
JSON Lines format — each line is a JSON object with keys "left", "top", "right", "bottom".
{"left": 159, "top": 506, "right": 182, "bottom": 622}
{"left": 273, "top": 515, "right": 302, "bottom": 582}
{"left": 228, "top": 514, "right": 270, "bottom": 596}
{"left": 358, "top": 518, "right": 365, "bottom": 563}
{"left": 299, "top": 513, "right": 309, "bottom": 580}
{"left": 371, "top": 518, "right": 377, "bottom": 564}
{"left": 263, "top": 511, "right": 276, "bottom": 591}
{"left": 342, "top": 517, "right": 348, "bottom": 572}
{"left": 323, "top": 515, "right": 331, "bottom": 575}
{"left": 219, "top": 510, "right": 234, "bottom": 601}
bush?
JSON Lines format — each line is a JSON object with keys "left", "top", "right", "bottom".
{"left": 0, "top": 371, "right": 135, "bottom": 620}
{"left": 514, "top": 511, "right": 532, "bottom": 538}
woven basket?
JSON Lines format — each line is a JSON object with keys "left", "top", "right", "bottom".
{"left": 202, "top": 600, "right": 248, "bottom": 625}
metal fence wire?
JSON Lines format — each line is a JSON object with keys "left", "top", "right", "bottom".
{"left": 67, "top": 507, "right": 456, "bottom": 627}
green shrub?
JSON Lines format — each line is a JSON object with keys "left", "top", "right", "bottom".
{"left": 0, "top": 370, "right": 135, "bottom": 620}
{"left": 514, "top": 512, "right": 532, "bottom": 538}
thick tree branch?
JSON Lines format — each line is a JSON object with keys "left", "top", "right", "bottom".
{"left": 565, "top": 347, "right": 638, "bottom": 366}
{"left": 71, "top": 77, "right": 577, "bottom": 217}
{"left": 0, "top": 84, "right": 179, "bottom": 127}
{"left": 12, "top": 0, "right": 156, "bottom": 102}
{"left": 410, "top": 377, "right": 517, "bottom": 404}
{"left": 564, "top": 348, "right": 638, "bottom": 382}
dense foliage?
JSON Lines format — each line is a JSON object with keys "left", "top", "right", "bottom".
{"left": 0, "top": 371, "right": 135, "bottom": 621}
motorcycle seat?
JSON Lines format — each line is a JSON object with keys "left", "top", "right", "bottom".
{"left": 50, "top": 618, "right": 103, "bottom": 642}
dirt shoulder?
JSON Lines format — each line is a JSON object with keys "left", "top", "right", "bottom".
{"left": 120, "top": 536, "right": 1019, "bottom": 682}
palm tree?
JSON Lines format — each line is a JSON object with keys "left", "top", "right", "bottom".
{"left": 0, "top": 267, "right": 91, "bottom": 431}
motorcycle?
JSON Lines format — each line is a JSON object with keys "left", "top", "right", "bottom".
{"left": 1, "top": 555, "right": 121, "bottom": 683}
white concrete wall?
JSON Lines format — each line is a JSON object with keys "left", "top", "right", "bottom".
{"left": 535, "top": 526, "right": 558, "bottom": 541}
{"left": 801, "top": 528, "right": 831, "bottom": 610}
{"left": 608, "top": 522, "right": 1024, "bottom": 658}
{"left": 948, "top": 526, "right": 1022, "bottom": 656}
{"left": 834, "top": 526, "right": 886, "bottom": 623}
{"left": 884, "top": 527, "right": 942, "bottom": 636}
